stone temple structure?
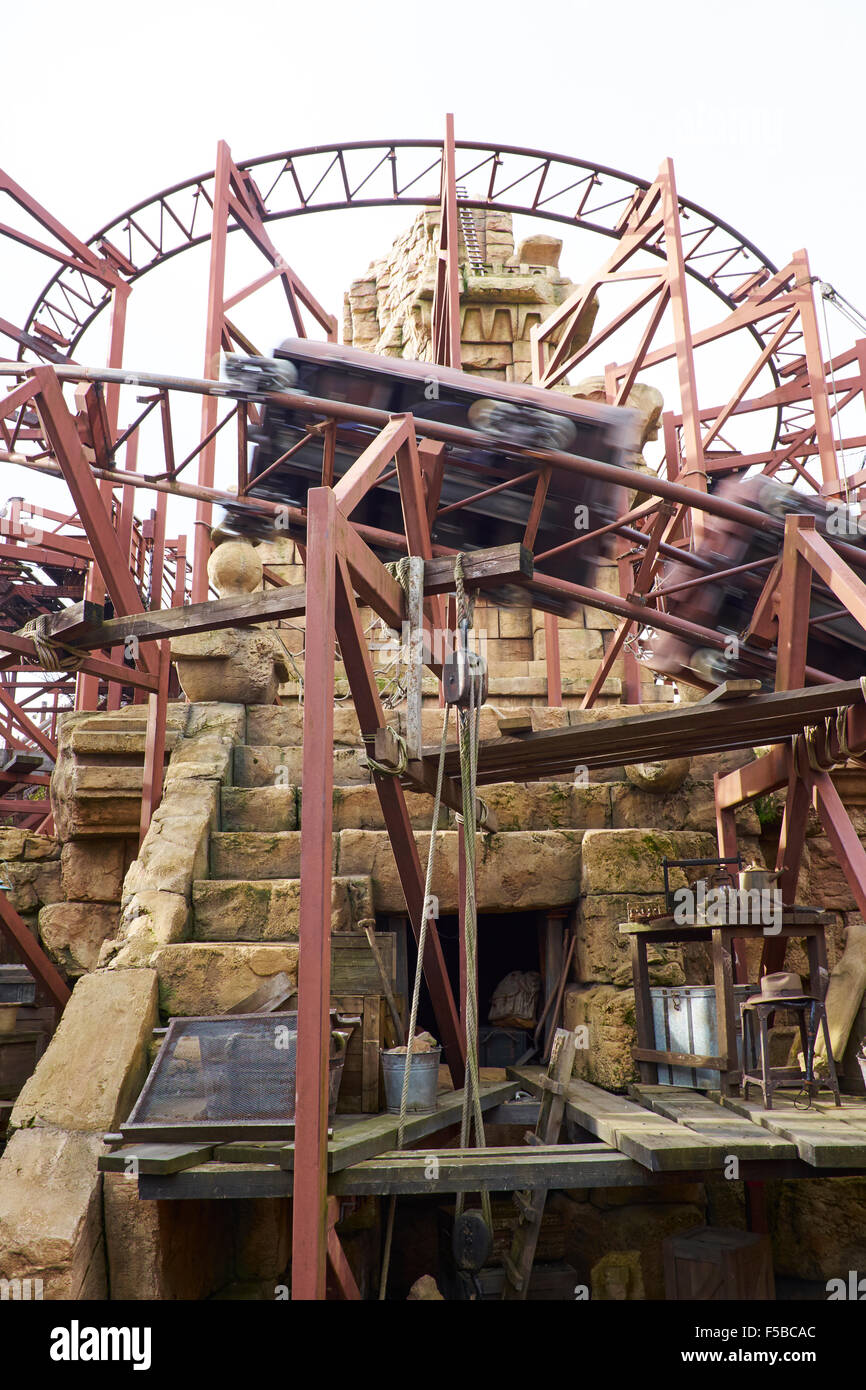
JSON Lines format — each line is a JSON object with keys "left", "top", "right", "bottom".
{"left": 0, "top": 208, "right": 864, "bottom": 1302}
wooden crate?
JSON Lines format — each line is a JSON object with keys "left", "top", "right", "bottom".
{"left": 331, "top": 933, "right": 395, "bottom": 995}
{"left": 285, "top": 932, "right": 400, "bottom": 1115}
{"left": 663, "top": 1226, "right": 775, "bottom": 1300}
{"left": 335, "top": 994, "right": 384, "bottom": 1114}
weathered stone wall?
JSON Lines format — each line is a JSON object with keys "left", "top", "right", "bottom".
{"left": 0, "top": 828, "right": 61, "bottom": 962}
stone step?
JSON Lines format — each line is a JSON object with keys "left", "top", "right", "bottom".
{"left": 192, "top": 875, "right": 374, "bottom": 940}
{"left": 221, "top": 786, "right": 299, "bottom": 832}
{"left": 210, "top": 830, "right": 312, "bottom": 880}
{"left": 69, "top": 727, "right": 184, "bottom": 758}
{"left": 221, "top": 774, "right": 760, "bottom": 837}
{"left": 209, "top": 826, "right": 584, "bottom": 913}
{"left": 233, "top": 745, "right": 371, "bottom": 789}
{"left": 220, "top": 783, "right": 446, "bottom": 832}
{"left": 245, "top": 704, "right": 502, "bottom": 749}
{"left": 153, "top": 932, "right": 393, "bottom": 1017}
{"left": 154, "top": 942, "right": 301, "bottom": 1016}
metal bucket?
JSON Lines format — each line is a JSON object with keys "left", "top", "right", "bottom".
{"left": 381, "top": 1048, "right": 441, "bottom": 1114}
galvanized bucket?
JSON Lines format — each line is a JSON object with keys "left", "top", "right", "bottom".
{"left": 381, "top": 1047, "right": 441, "bottom": 1114}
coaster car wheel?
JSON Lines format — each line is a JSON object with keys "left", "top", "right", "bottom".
{"left": 467, "top": 398, "right": 577, "bottom": 452}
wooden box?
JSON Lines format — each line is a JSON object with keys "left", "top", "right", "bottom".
{"left": 330, "top": 933, "right": 395, "bottom": 996}
{"left": 286, "top": 932, "right": 401, "bottom": 1114}
{"left": 334, "top": 994, "right": 385, "bottom": 1115}
{"left": 663, "top": 1226, "right": 775, "bottom": 1300}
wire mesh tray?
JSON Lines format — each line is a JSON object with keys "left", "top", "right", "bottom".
{"left": 121, "top": 1014, "right": 348, "bottom": 1141}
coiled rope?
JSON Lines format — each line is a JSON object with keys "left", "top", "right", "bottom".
{"left": 19, "top": 614, "right": 85, "bottom": 673}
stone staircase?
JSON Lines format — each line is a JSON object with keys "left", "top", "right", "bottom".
{"left": 136, "top": 700, "right": 768, "bottom": 1035}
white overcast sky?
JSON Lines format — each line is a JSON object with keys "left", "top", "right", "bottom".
{"left": 2, "top": 0, "right": 866, "bottom": 527}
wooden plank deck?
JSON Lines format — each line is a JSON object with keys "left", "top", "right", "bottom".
{"left": 135, "top": 1144, "right": 648, "bottom": 1200}
{"left": 330, "top": 1144, "right": 646, "bottom": 1195}
{"left": 720, "top": 1093, "right": 866, "bottom": 1168}
{"left": 509, "top": 1067, "right": 730, "bottom": 1172}
{"left": 630, "top": 1086, "right": 797, "bottom": 1161}
{"left": 325, "top": 1080, "right": 517, "bottom": 1172}
{"left": 108, "top": 1075, "right": 866, "bottom": 1200}
{"left": 101, "top": 1080, "right": 518, "bottom": 1182}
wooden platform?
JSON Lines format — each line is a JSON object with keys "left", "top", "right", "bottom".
{"left": 100, "top": 1074, "right": 866, "bottom": 1201}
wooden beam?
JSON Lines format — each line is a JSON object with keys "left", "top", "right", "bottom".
{"left": 23, "top": 541, "right": 532, "bottom": 655}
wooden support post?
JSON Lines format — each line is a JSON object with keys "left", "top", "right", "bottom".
{"left": 292, "top": 487, "right": 337, "bottom": 1302}
{"left": 714, "top": 773, "right": 748, "bottom": 984}
{"left": 711, "top": 927, "right": 739, "bottom": 1096}
{"left": 544, "top": 612, "right": 562, "bottom": 707}
{"left": 541, "top": 914, "right": 566, "bottom": 1057}
{"left": 405, "top": 556, "right": 424, "bottom": 760}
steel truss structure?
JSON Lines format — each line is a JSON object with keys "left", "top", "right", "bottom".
{"left": 2, "top": 118, "right": 866, "bottom": 1296}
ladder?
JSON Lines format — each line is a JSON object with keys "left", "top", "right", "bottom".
{"left": 456, "top": 185, "right": 485, "bottom": 275}
{"left": 501, "top": 1027, "right": 578, "bottom": 1300}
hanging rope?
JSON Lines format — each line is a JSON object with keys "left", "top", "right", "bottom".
{"left": 386, "top": 556, "right": 412, "bottom": 595}
{"left": 378, "top": 708, "right": 451, "bottom": 1301}
{"left": 19, "top": 614, "right": 85, "bottom": 673}
{"left": 453, "top": 554, "right": 492, "bottom": 1232}
{"left": 396, "top": 709, "right": 451, "bottom": 1146}
{"left": 380, "top": 554, "right": 493, "bottom": 1295}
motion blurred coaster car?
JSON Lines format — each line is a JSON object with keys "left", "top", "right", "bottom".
{"left": 222, "top": 339, "right": 639, "bottom": 615}
{"left": 647, "top": 476, "right": 866, "bottom": 688}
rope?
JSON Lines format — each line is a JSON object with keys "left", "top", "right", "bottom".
{"left": 364, "top": 729, "right": 409, "bottom": 778}
{"left": 386, "top": 556, "right": 411, "bottom": 596}
{"left": 395, "top": 708, "right": 451, "bottom": 1147}
{"left": 380, "top": 553, "right": 493, "bottom": 1294}
{"left": 452, "top": 554, "right": 493, "bottom": 1231}
{"left": 19, "top": 615, "right": 85, "bottom": 673}
{"left": 378, "top": 708, "right": 450, "bottom": 1301}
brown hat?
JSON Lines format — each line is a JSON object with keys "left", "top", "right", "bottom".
{"left": 746, "top": 971, "right": 806, "bottom": 1006}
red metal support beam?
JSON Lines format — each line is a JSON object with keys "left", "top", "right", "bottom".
{"left": 191, "top": 140, "right": 232, "bottom": 604}
{"left": 30, "top": 368, "right": 157, "bottom": 675}
{"left": 0, "top": 889, "right": 70, "bottom": 1010}
{"left": 325, "top": 1197, "right": 361, "bottom": 1300}
{"left": 0, "top": 684, "right": 56, "bottom": 759}
{"left": 292, "top": 486, "right": 337, "bottom": 1301}
{"left": 431, "top": 114, "right": 462, "bottom": 369}
{"left": 810, "top": 771, "right": 866, "bottom": 922}
{"left": 775, "top": 515, "right": 814, "bottom": 691}
{"left": 793, "top": 249, "right": 840, "bottom": 490}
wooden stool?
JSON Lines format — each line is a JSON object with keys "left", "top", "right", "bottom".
{"left": 740, "top": 995, "right": 842, "bottom": 1109}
